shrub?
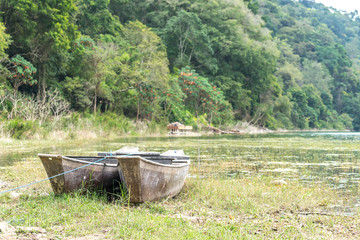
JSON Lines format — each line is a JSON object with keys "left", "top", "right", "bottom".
{"left": 6, "top": 119, "right": 38, "bottom": 139}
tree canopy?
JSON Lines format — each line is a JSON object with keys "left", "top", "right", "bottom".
{"left": 1, "top": 0, "right": 360, "bottom": 130}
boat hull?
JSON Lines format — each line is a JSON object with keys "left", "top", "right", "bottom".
{"left": 118, "top": 156, "right": 190, "bottom": 203}
{"left": 38, "top": 154, "right": 120, "bottom": 194}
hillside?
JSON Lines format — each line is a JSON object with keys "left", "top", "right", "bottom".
{"left": 1, "top": 0, "right": 360, "bottom": 137}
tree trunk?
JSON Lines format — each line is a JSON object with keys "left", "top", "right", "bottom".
{"left": 94, "top": 90, "right": 97, "bottom": 116}
{"left": 37, "top": 63, "right": 47, "bottom": 102}
{"left": 136, "top": 99, "right": 140, "bottom": 122}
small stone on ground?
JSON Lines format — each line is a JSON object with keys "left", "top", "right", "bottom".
{"left": 0, "top": 222, "right": 16, "bottom": 240}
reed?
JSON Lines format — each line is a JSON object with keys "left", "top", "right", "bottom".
{"left": 0, "top": 113, "right": 170, "bottom": 140}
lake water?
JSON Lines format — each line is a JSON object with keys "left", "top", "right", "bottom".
{"left": 2, "top": 132, "right": 360, "bottom": 211}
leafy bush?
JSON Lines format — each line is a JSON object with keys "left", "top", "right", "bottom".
{"left": 93, "top": 112, "right": 133, "bottom": 134}
{"left": 339, "top": 113, "right": 353, "bottom": 130}
{"left": 177, "top": 67, "right": 233, "bottom": 124}
{"left": 274, "top": 112, "right": 293, "bottom": 129}
{"left": 8, "top": 55, "right": 37, "bottom": 92}
{"left": 6, "top": 119, "right": 38, "bottom": 139}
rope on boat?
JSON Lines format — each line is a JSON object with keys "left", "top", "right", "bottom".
{"left": 0, "top": 151, "right": 127, "bottom": 195}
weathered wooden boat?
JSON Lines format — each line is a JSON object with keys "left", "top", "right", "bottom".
{"left": 38, "top": 154, "right": 120, "bottom": 194}
{"left": 117, "top": 155, "right": 190, "bottom": 203}
{"left": 38, "top": 148, "right": 190, "bottom": 197}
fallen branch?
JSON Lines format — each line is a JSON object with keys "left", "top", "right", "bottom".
{"left": 295, "top": 212, "right": 335, "bottom": 216}
{"left": 207, "top": 125, "right": 226, "bottom": 134}
{"left": 206, "top": 125, "right": 241, "bottom": 134}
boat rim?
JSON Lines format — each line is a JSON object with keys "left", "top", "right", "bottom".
{"left": 116, "top": 155, "right": 190, "bottom": 168}
{"left": 38, "top": 153, "right": 118, "bottom": 167}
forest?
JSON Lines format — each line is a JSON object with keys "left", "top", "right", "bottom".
{"left": 1, "top": 0, "right": 360, "bottom": 137}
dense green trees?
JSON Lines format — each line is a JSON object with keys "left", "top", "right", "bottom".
{"left": 258, "top": 0, "right": 360, "bottom": 129}
{"left": 163, "top": 10, "right": 215, "bottom": 72}
{"left": 0, "top": 21, "right": 11, "bottom": 82}
{"left": 1, "top": 0, "right": 79, "bottom": 97}
{"left": 122, "top": 21, "right": 170, "bottom": 120}
{"left": 1, "top": 0, "right": 360, "bottom": 130}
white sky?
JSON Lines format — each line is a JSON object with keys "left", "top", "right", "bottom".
{"left": 315, "top": 0, "right": 360, "bottom": 12}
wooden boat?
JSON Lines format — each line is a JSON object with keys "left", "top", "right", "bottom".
{"left": 38, "top": 154, "right": 120, "bottom": 194}
{"left": 38, "top": 148, "right": 190, "bottom": 198}
{"left": 117, "top": 155, "right": 190, "bottom": 203}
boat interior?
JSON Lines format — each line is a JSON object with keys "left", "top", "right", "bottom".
{"left": 65, "top": 156, "right": 189, "bottom": 166}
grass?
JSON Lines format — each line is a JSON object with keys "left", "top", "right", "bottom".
{"left": 0, "top": 157, "right": 359, "bottom": 239}
{"left": 1, "top": 133, "right": 360, "bottom": 239}
{"left": 1, "top": 113, "right": 170, "bottom": 141}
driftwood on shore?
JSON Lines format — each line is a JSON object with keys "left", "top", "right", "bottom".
{"left": 295, "top": 212, "right": 336, "bottom": 216}
{"left": 206, "top": 124, "right": 271, "bottom": 134}
{"left": 206, "top": 125, "right": 243, "bottom": 134}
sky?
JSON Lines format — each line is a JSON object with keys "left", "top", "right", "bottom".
{"left": 315, "top": 0, "right": 360, "bottom": 12}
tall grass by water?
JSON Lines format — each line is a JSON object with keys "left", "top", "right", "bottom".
{"left": 2, "top": 112, "right": 168, "bottom": 140}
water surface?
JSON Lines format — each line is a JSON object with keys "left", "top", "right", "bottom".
{"left": 2, "top": 132, "right": 360, "bottom": 211}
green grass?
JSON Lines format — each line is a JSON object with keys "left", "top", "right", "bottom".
{"left": 0, "top": 158, "right": 359, "bottom": 239}
{"left": 0, "top": 112, "right": 169, "bottom": 141}
{"left": 1, "top": 133, "right": 360, "bottom": 239}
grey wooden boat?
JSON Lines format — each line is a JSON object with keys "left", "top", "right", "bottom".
{"left": 38, "top": 154, "right": 120, "bottom": 194}
{"left": 117, "top": 155, "right": 190, "bottom": 203}
{"left": 38, "top": 150, "right": 189, "bottom": 197}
